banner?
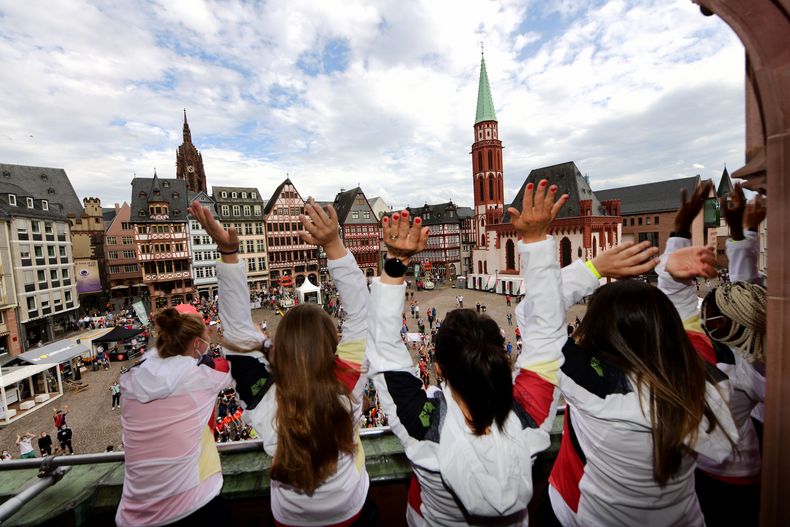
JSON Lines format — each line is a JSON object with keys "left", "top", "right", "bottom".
{"left": 133, "top": 300, "right": 150, "bottom": 327}
{"left": 75, "top": 259, "right": 102, "bottom": 294}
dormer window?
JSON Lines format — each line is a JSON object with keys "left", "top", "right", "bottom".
{"left": 251, "top": 192, "right": 257, "bottom": 199}
{"left": 241, "top": 192, "right": 247, "bottom": 199}
{"left": 138, "top": 191, "right": 147, "bottom": 198}
{"left": 172, "top": 192, "right": 180, "bottom": 199}
{"left": 40, "top": 173, "right": 48, "bottom": 181}
{"left": 138, "top": 209, "right": 146, "bottom": 217}
{"left": 221, "top": 192, "right": 227, "bottom": 198}
{"left": 48, "top": 188, "right": 56, "bottom": 195}
{"left": 26, "top": 197, "right": 33, "bottom": 208}
{"left": 231, "top": 192, "right": 238, "bottom": 199}
{"left": 8, "top": 194, "right": 16, "bottom": 206}
{"left": 163, "top": 181, "right": 170, "bottom": 188}
{"left": 42, "top": 200, "right": 48, "bottom": 211}
{"left": 2, "top": 171, "right": 9, "bottom": 178}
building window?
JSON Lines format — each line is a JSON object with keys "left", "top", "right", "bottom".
{"left": 252, "top": 192, "right": 257, "bottom": 199}
{"left": 248, "top": 259, "right": 255, "bottom": 272}
{"left": 50, "top": 269, "right": 58, "bottom": 280}
{"left": 245, "top": 224, "right": 253, "bottom": 235}
{"left": 254, "top": 205, "right": 261, "bottom": 216}
{"left": 231, "top": 192, "right": 238, "bottom": 199}
{"left": 19, "top": 245, "right": 30, "bottom": 259}
{"left": 241, "top": 192, "right": 247, "bottom": 199}
{"left": 232, "top": 205, "right": 241, "bottom": 216}
{"left": 37, "top": 270, "right": 46, "bottom": 282}
{"left": 638, "top": 217, "right": 643, "bottom": 226}
{"left": 108, "top": 251, "right": 119, "bottom": 259}
{"left": 257, "top": 257, "right": 266, "bottom": 270}
{"left": 221, "top": 205, "right": 229, "bottom": 216}
{"left": 47, "top": 246, "right": 55, "bottom": 257}
{"left": 123, "top": 250, "right": 135, "bottom": 258}
{"left": 59, "top": 246, "right": 66, "bottom": 257}
{"left": 654, "top": 216, "right": 659, "bottom": 225}
{"left": 646, "top": 217, "right": 651, "bottom": 225}
{"left": 34, "top": 246, "right": 43, "bottom": 258}
{"left": 62, "top": 268, "right": 69, "bottom": 279}
{"left": 243, "top": 205, "right": 251, "bottom": 216}
{"left": 65, "top": 291, "right": 72, "bottom": 302}
{"left": 351, "top": 211, "right": 359, "bottom": 219}
{"left": 221, "top": 191, "right": 227, "bottom": 198}
{"left": 246, "top": 240, "right": 254, "bottom": 253}
{"left": 42, "top": 200, "right": 49, "bottom": 211}
{"left": 26, "top": 297, "right": 36, "bottom": 310}
{"left": 122, "top": 236, "right": 133, "bottom": 244}
{"left": 8, "top": 194, "right": 16, "bottom": 206}
{"left": 26, "top": 197, "right": 33, "bottom": 208}
{"left": 31, "top": 221, "right": 40, "bottom": 234}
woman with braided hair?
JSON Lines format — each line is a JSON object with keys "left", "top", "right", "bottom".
{"left": 659, "top": 181, "right": 766, "bottom": 527}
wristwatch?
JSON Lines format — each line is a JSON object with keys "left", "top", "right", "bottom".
{"left": 384, "top": 257, "right": 408, "bottom": 278}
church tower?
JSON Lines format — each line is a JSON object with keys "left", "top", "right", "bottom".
{"left": 471, "top": 53, "right": 504, "bottom": 248}
{"left": 175, "top": 109, "right": 207, "bottom": 193}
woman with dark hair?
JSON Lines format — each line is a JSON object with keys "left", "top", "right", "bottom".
{"left": 367, "top": 181, "right": 661, "bottom": 525}
{"left": 537, "top": 180, "right": 737, "bottom": 526}
{"left": 117, "top": 303, "right": 232, "bottom": 526}
{"left": 659, "top": 182, "right": 766, "bottom": 526}
{"left": 189, "top": 200, "right": 374, "bottom": 526}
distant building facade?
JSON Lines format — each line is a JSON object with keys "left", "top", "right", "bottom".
{"left": 188, "top": 191, "right": 220, "bottom": 297}
{"left": 333, "top": 187, "right": 381, "bottom": 277}
{"left": 0, "top": 164, "right": 82, "bottom": 349}
{"left": 0, "top": 215, "right": 20, "bottom": 359}
{"left": 212, "top": 186, "right": 268, "bottom": 291}
{"left": 408, "top": 202, "right": 462, "bottom": 278}
{"left": 130, "top": 174, "right": 194, "bottom": 310}
{"left": 69, "top": 197, "right": 107, "bottom": 311}
{"left": 264, "top": 179, "right": 319, "bottom": 287}
{"left": 104, "top": 202, "right": 142, "bottom": 296}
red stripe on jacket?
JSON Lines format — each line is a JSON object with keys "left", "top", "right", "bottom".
{"left": 686, "top": 330, "right": 716, "bottom": 366}
{"left": 513, "top": 368, "right": 555, "bottom": 427}
{"left": 549, "top": 413, "right": 585, "bottom": 513}
{"left": 334, "top": 357, "right": 361, "bottom": 392}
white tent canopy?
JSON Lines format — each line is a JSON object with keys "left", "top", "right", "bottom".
{"left": 296, "top": 279, "right": 322, "bottom": 305}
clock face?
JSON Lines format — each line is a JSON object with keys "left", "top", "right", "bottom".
{"left": 187, "top": 165, "right": 195, "bottom": 173}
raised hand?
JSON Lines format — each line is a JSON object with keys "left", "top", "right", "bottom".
{"left": 382, "top": 210, "right": 429, "bottom": 263}
{"left": 507, "top": 179, "right": 568, "bottom": 243}
{"left": 188, "top": 201, "right": 239, "bottom": 254}
{"left": 743, "top": 193, "right": 766, "bottom": 232}
{"left": 592, "top": 241, "right": 660, "bottom": 279}
{"left": 298, "top": 200, "right": 345, "bottom": 259}
{"left": 720, "top": 182, "right": 746, "bottom": 240}
{"left": 675, "top": 180, "right": 713, "bottom": 233}
{"left": 665, "top": 246, "right": 717, "bottom": 279}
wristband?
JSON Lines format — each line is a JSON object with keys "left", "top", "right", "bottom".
{"left": 218, "top": 248, "right": 239, "bottom": 255}
{"left": 585, "top": 260, "right": 602, "bottom": 280}
{"left": 384, "top": 257, "right": 408, "bottom": 278}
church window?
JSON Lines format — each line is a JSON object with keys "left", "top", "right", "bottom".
{"left": 478, "top": 178, "right": 484, "bottom": 199}
{"left": 488, "top": 151, "right": 493, "bottom": 170}
{"left": 484, "top": 261, "right": 488, "bottom": 274}
{"left": 8, "top": 195, "right": 16, "bottom": 206}
{"left": 477, "top": 152, "right": 482, "bottom": 173}
{"left": 498, "top": 151, "right": 501, "bottom": 169}
{"left": 488, "top": 177, "right": 494, "bottom": 200}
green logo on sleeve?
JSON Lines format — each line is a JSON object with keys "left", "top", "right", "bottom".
{"left": 419, "top": 402, "right": 436, "bottom": 427}
{"left": 590, "top": 357, "right": 604, "bottom": 377}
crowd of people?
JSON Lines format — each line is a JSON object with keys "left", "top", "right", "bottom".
{"left": 31, "top": 176, "right": 762, "bottom": 526}
{"left": 1, "top": 406, "right": 76, "bottom": 460}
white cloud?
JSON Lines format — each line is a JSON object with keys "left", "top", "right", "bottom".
{"left": 0, "top": 0, "right": 744, "bottom": 209}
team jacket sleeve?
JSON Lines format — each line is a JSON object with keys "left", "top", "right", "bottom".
{"left": 656, "top": 236, "right": 702, "bottom": 330}
{"left": 560, "top": 259, "right": 600, "bottom": 312}
{"left": 727, "top": 230, "right": 761, "bottom": 284}
{"left": 328, "top": 250, "right": 368, "bottom": 409}
{"left": 512, "top": 236, "right": 570, "bottom": 433}
{"left": 215, "top": 260, "right": 272, "bottom": 411}
{"left": 367, "top": 278, "right": 441, "bottom": 448}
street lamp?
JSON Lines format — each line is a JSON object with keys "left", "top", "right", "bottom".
{"left": 494, "top": 269, "right": 499, "bottom": 294}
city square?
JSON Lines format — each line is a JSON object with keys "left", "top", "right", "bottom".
{"left": 0, "top": 0, "right": 788, "bottom": 525}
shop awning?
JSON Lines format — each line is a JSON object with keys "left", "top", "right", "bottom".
{"left": 0, "top": 363, "right": 53, "bottom": 388}
{"left": 92, "top": 327, "right": 144, "bottom": 344}
{"left": 16, "top": 340, "right": 91, "bottom": 365}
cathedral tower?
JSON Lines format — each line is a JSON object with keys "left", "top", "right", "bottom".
{"left": 471, "top": 53, "right": 504, "bottom": 248}
{"left": 176, "top": 109, "right": 207, "bottom": 193}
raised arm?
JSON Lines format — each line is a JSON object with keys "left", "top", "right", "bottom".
{"left": 723, "top": 185, "right": 764, "bottom": 284}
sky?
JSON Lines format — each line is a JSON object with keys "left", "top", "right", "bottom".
{"left": 0, "top": 0, "right": 745, "bottom": 209}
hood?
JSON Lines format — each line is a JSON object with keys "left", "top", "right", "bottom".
{"left": 437, "top": 384, "right": 548, "bottom": 518}
{"left": 120, "top": 348, "right": 197, "bottom": 403}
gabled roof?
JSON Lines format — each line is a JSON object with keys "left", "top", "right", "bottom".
{"left": 129, "top": 175, "right": 189, "bottom": 222}
{"left": 102, "top": 207, "right": 117, "bottom": 225}
{"left": 504, "top": 161, "right": 606, "bottom": 222}
{"left": 263, "top": 178, "right": 292, "bottom": 215}
{"left": 188, "top": 191, "right": 218, "bottom": 218}
{"left": 595, "top": 175, "right": 701, "bottom": 215}
{"left": 408, "top": 201, "right": 460, "bottom": 226}
{"left": 456, "top": 206, "right": 474, "bottom": 219}
{"left": 717, "top": 167, "right": 733, "bottom": 197}
{"left": 0, "top": 163, "right": 84, "bottom": 217}
{"left": 475, "top": 56, "right": 497, "bottom": 124}
{"left": 332, "top": 187, "right": 361, "bottom": 223}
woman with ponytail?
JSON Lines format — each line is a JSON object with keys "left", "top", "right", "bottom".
{"left": 366, "top": 182, "right": 663, "bottom": 525}
{"left": 189, "top": 200, "right": 374, "bottom": 526}
{"left": 660, "top": 182, "right": 766, "bottom": 526}
{"left": 117, "top": 303, "right": 232, "bottom": 526}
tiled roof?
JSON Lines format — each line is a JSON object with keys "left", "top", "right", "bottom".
{"left": 129, "top": 175, "right": 189, "bottom": 222}
{"left": 504, "top": 161, "right": 606, "bottom": 222}
{"left": 407, "top": 201, "right": 460, "bottom": 226}
{"left": 595, "top": 175, "right": 701, "bottom": 215}
{"left": 0, "top": 163, "right": 84, "bottom": 217}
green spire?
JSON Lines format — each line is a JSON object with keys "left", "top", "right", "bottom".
{"left": 475, "top": 55, "right": 497, "bottom": 124}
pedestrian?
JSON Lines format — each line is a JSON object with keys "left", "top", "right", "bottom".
{"left": 0, "top": 450, "right": 11, "bottom": 460}
{"left": 506, "top": 312, "right": 513, "bottom": 326}
{"left": 475, "top": 302, "right": 481, "bottom": 313}
{"left": 506, "top": 294, "right": 511, "bottom": 307}
{"left": 38, "top": 432, "right": 53, "bottom": 456}
{"left": 16, "top": 433, "right": 36, "bottom": 459}
{"left": 414, "top": 303, "right": 420, "bottom": 319}
{"left": 455, "top": 296, "right": 460, "bottom": 308}
{"left": 458, "top": 295, "right": 464, "bottom": 308}
{"left": 110, "top": 381, "right": 121, "bottom": 409}
{"left": 56, "top": 424, "right": 74, "bottom": 455}
{"left": 53, "top": 406, "right": 69, "bottom": 430}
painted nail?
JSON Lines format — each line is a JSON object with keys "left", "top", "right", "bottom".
{"left": 550, "top": 185, "right": 557, "bottom": 191}
{"left": 415, "top": 217, "right": 421, "bottom": 223}
{"left": 402, "top": 210, "right": 409, "bottom": 217}
{"left": 539, "top": 180, "right": 547, "bottom": 186}
{"left": 393, "top": 213, "right": 400, "bottom": 220}
{"left": 527, "top": 183, "right": 534, "bottom": 190}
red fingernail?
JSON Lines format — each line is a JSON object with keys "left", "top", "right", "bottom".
{"left": 402, "top": 210, "right": 409, "bottom": 217}
{"left": 393, "top": 213, "right": 399, "bottom": 220}
{"left": 527, "top": 183, "right": 533, "bottom": 190}
{"left": 415, "top": 217, "right": 421, "bottom": 224}
{"left": 550, "top": 185, "right": 557, "bottom": 191}
{"left": 382, "top": 217, "right": 388, "bottom": 223}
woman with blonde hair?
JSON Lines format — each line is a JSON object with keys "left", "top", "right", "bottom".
{"left": 189, "top": 200, "right": 374, "bottom": 526}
